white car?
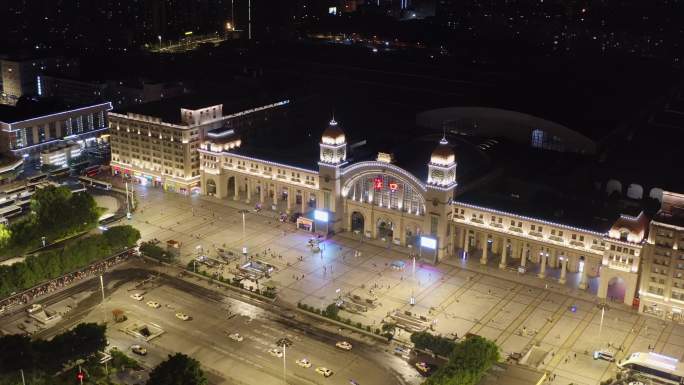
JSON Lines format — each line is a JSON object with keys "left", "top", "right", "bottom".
{"left": 26, "top": 304, "right": 43, "bottom": 314}
{"left": 296, "top": 358, "right": 312, "bottom": 368}
{"left": 130, "top": 293, "right": 144, "bottom": 301}
{"left": 593, "top": 350, "right": 616, "bottom": 362}
{"left": 315, "top": 367, "right": 333, "bottom": 377}
{"left": 228, "top": 333, "right": 244, "bottom": 342}
{"left": 146, "top": 301, "right": 161, "bottom": 309}
{"left": 268, "top": 348, "right": 283, "bottom": 358}
{"left": 175, "top": 312, "right": 191, "bottom": 321}
{"left": 335, "top": 341, "right": 352, "bottom": 351}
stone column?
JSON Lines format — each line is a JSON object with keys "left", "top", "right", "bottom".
{"left": 559, "top": 256, "right": 568, "bottom": 284}
{"left": 538, "top": 248, "right": 547, "bottom": 278}
{"left": 578, "top": 255, "right": 588, "bottom": 289}
{"left": 461, "top": 227, "right": 467, "bottom": 252}
{"left": 499, "top": 239, "right": 508, "bottom": 269}
{"left": 301, "top": 191, "right": 306, "bottom": 213}
{"left": 233, "top": 175, "right": 239, "bottom": 201}
{"left": 259, "top": 183, "right": 265, "bottom": 204}
{"left": 245, "top": 179, "right": 251, "bottom": 204}
{"left": 286, "top": 188, "right": 293, "bottom": 214}
{"left": 521, "top": 244, "right": 528, "bottom": 268}
{"left": 480, "top": 233, "right": 488, "bottom": 264}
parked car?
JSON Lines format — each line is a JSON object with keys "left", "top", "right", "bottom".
{"left": 228, "top": 333, "right": 244, "bottom": 342}
{"left": 593, "top": 350, "right": 616, "bottom": 362}
{"left": 269, "top": 348, "right": 283, "bottom": 358}
{"left": 130, "top": 293, "right": 144, "bottom": 301}
{"left": 26, "top": 304, "right": 43, "bottom": 314}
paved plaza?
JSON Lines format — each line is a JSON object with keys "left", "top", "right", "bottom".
{"left": 119, "top": 182, "right": 684, "bottom": 385}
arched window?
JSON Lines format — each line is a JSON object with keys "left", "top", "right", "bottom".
{"left": 347, "top": 174, "right": 425, "bottom": 215}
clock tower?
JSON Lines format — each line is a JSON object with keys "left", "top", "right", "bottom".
{"left": 317, "top": 118, "right": 347, "bottom": 234}
{"left": 424, "top": 136, "right": 458, "bottom": 262}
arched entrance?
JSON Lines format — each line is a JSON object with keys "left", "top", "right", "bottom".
{"left": 227, "top": 176, "right": 235, "bottom": 195}
{"left": 351, "top": 212, "right": 364, "bottom": 232}
{"left": 206, "top": 179, "right": 216, "bottom": 196}
{"left": 607, "top": 276, "right": 626, "bottom": 302}
{"left": 377, "top": 219, "right": 394, "bottom": 239}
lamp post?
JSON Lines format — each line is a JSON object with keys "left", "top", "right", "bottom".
{"left": 157, "top": 35, "right": 162, "bottom": 50}
{"left": 239, "top": 209, "right": 249, "bottom": 262}
{"left": 276, "top": 338, "right": 292, "bottom": 384}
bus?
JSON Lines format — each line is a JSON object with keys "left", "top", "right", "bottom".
{"left": 26, "top": 173, "right": 48, "bottom": 184}
{"left": 78, "top": 176, "right": 112, "bottom": 190}
{"left": 618, "top": 352, "right": 684, "bottom": 384}
{"left": 84, "top": 165, "right": 101, "bottom": 177}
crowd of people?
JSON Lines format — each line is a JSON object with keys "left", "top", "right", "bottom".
{"left": 0, "top": 251, "right": 132, "bottom": 314}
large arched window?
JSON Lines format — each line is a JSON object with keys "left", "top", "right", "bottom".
{"left": 347, "top": 174, "right": 425, "bottom": 215}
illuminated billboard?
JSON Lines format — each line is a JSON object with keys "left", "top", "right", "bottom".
{"left": 314, "top": 209, "right": 329, "bottom": 222}
{"left": 420, "top": 236, "right": 437, "bottom": 250}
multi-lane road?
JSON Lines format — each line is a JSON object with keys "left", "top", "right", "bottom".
{"left": 0, "top": 260, "right": 421, "bottom": 385}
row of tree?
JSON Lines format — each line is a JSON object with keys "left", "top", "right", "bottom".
{"left": 0, "top": 225, "right": 140, "bottom": 298}
{"left": 0, "top": 186, "right": 102, "bottom": 256}
{"left": 0, "top": 323, "right": 106, "bottom": 375}
{"left": 0, "top": 324, "right": 208, "bottom": 385}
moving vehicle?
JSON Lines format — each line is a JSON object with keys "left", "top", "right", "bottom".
{"left": 415, "top": 362, "right": 430, "bottom": 374}
{"left": 175, "top": 312, "right": 191, "bottom": 321}
{"left": 228, "top": 333, "right": 243, "bottom": 342}
{"left": 268, "top": 348, "right": 283, "bottom": 358}
{"left": 336, "top": 341, "right": 352, "bottom": 351}
{"left": 296, "top": 358, "right": 312, "bottom": 368}
{"left": 78, "top": 176, "right": 112, "bottom": 190}
{"left": 27, "top": 304, "right": 43, "bottom": 314}
{"left": 131, "top": 345, "right": 147, "bottom": 356}
{"left": 315, "top": 367, "right": 333, "bottom": 377}
{"left": 617, "top": 352, "right": 684, "bottom": 385}
{"left": 130, "top": 293, "right": 144, "bottom": 301}
{"left": 146, "top": 301, "right": 161, "bottom": 309}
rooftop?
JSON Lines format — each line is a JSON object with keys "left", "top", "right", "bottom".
{"left": 0, "top": 100, "right": 109, "bottom": 123}
{"left": 113, "top": 90, "right": 289, "bottom": 125}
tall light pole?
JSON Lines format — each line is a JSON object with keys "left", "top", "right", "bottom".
{"left": 239, "top": 209, "right": 249, "bottom": 261}
{"left": 248, "top": 0, "right": 252, "bottom": 40}
{"left": 276, "top": 338, "right": 292, "bottom": 384}
{"left": 157, "top": 35, "right": 162, "bottom": 51}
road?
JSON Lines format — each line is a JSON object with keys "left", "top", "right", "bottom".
{"left": 0, "top": 260, "right": 420, "bottom": 385}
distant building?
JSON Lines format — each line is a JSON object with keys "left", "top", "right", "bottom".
{"left": 639, "top": 191, "right": 684, "bottom": 322}
{"left": 0, "top": 102, "right": 112, "bottom": 160}
{"left": 107, "top": 95, "right": 289, "bottom": 193}
{"left": 39, "top": 141, "right": 81, "bottom": 168}
{"left": 39, "top": 75, "right": 188, "bottom": 109}
{"left": 0, "top": 55, "right": 79, "bottom": 104}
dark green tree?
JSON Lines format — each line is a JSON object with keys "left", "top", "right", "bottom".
{"left": 146, "top": 353, "right": 208, "bottom": 385}
{"left": 0, "top": 334, "right": 35, "bottom": 374}
{"left": 324, "top": 303, "right": 340, "bottom": 319}
{"left": 103, "top": 225, "right": 141, "bottom": 250}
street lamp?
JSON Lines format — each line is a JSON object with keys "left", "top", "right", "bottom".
{"left": 276, "top": 338, "right": 292, "bottom": 384}
{"left": 239, "top": 209, "right": 249, "bottom": 261}
{"left": 157, "top": 35, "right": 162, "bottom": 50}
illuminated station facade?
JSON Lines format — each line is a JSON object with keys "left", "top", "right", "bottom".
{"left": 197, "top": 116, "right": 665, "bottom": 309}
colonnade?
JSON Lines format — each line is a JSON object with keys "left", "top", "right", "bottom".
{"left": 228, "top": 174, "right": 317, "bottom": 215}
{"left": 456, "top": 225, "right": 598, "bottom": 290}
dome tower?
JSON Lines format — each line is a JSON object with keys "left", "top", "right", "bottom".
{"left": 427, "top": 136, "right": 457, "bottom": 187}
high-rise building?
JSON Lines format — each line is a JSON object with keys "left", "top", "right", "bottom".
{"left": 107, "top": 95, "right": 289, "bottom": 193}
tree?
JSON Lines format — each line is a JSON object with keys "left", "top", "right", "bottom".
{"left": 146, "top": 353, "right": 208, "bottom": 385}
{"left": 103, "top": 225, "right": 140, "bottom": 250}
{"left": 0, "top": 334, "right": 35, "bottom": 374}
{"left": 324, "top": 303, "right": 340, "bottom": 319}
{"left": 423, "top": 336, "right": 500, "bottom": 385}
{"left": 0, "top": 224, "right": 11, "bottom": 249}
{"left": 410, "top": 331, "right": 456, "bottom": 357}
{"left": 381, "top": 322, "right": 397, "bottom": 341}
{"left": 140, "top": 242, "right": 170, "bottom": 261}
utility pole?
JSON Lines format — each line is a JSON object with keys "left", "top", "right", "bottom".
{"left": 20, "top": 369, "right": 25, "bottom": 385}
{"left": 248, "top": 0, "right": 252, "bottom": 40}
